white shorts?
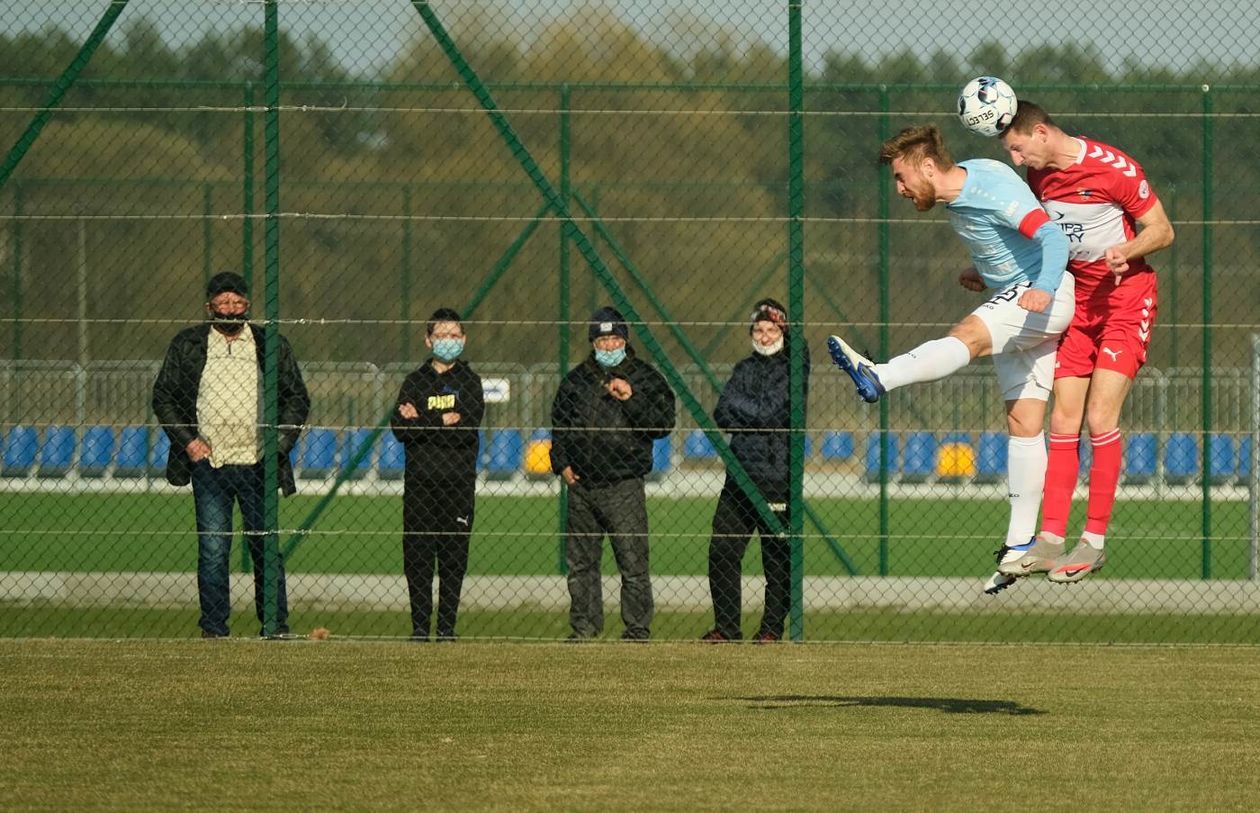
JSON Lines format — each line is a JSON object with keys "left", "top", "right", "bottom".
{"left": 973, "top": 275, "right": 1075, "bottom": 401}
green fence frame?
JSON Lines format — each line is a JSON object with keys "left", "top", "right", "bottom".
{"left": 0, "top": 1, "right": 1244, "bottom": 640}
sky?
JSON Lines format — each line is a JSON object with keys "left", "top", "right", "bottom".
{"left": 1, "top": 0, "right": 1257, "bottom": 78}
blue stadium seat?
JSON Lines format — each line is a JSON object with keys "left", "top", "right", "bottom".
{"left": 114, "top": 426, "right": 150, "bottom": 478}
{"left": 940, "top": 431, "right": 972, "bottom": 446}
{"left": 683, "top": 429, "right": 717, "bottom": 460}
{"left": 901, "top": 431, "right": 937, "bottom": 483}
{"left": 649, "top": 435, "right": 672, "bottom": 479}
{"left": 378, "top": 433, "right": 405, "bottom": 480}
{"left": 1237, "top": 436, "right": 1252, "bottom": 485}
{"left": 820, "top": 430, "right": 855, "bottom": 462}
{"left": 485, "top": 429, "right": 524, "bottom": 480}
{"left": 1123, "top": 432, "right": 1157, "bottom": 485}
{"left": 298, "top": 428, "right": 338, "bottom": 478}
{"left": 340, "top": 428, "right": 375, "bottom": 480}
{"left": 1207, "top": 434, "right": 1236, "bottom": 485}
{"left": 476, "top": 429, "right": 487, "bottom": 472}
{"left": 2, "top": 425, "right": 39, "bottom": 477}
{"left": 149, "top": 429, "right": 170, "bottom": 478}
{"left": 974, "top": 431, "right": 1007, "bottom": 484}
{"left": 1163, "top": 432, "right": 1198, "bottom": 485}
{"left": 863, "top": 432, "right": 899, "bottom": 482}
{"left": 79, "top": 426, "right": 115, "bottom": 478}
{"left": 38, "top": 425, "right": 77, "bottom": 478}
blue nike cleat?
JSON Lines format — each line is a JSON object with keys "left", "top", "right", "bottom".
{"left": 827, "top": 335, "right": 885, "bottom": 403}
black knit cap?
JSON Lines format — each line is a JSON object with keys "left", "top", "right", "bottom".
{"left": 205, "top": 272, "right": 249, "bottom": 300}
{"left": 588, "top": 306, "right": 629, "bottom": 342}
{"left": 749, "top": 297, "right": 788, "bottom": 333}
{"left": 426, "top": 307, "right": 463, "bottom": 335}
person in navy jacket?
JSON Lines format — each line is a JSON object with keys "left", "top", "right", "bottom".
{"left": 702, "top": 298, "right": 808, "bottom": 643}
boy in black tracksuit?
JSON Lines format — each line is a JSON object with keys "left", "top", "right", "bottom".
{"left": 551, "top": 306, "right": 676, "bottom": 640}
{"left": 703, "top": 298, "right": 809, "bottom": 643}
{"left": 391, "top": 308, "right": 484, "bottom": 641}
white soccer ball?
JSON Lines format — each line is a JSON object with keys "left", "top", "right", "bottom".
{"left": 957, "top": 76, "right": 1018, "bottom": 137}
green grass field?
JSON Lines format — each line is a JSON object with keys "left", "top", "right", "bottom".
{"left": 3, "top": 640, "right": 1258, "bottom": 811}
{"left": 0, "top": 491, "right": 1252, "bottom": 579}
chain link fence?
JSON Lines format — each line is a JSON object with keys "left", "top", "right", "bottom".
{"left": 0, "top": 0, "right": 1257, "bottom": 642}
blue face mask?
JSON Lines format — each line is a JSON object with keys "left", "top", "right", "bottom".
{"left": 594, "top": 347, "right": 626, "bottom": 368}
{"left": 431, "top": 337, "right": 464, "bottom": 362}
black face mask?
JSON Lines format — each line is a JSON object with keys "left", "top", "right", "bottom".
{"left": 210, "top": 310, "right": 249, "bottom": 336}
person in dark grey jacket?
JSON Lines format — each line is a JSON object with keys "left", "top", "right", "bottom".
{"left": 551, "top": 306, "right": 676, "bottom": 641}
{"left": 391, "top": 308, "right": 485, "bottom": 641}
{"left": 701, "top": 298, "right": 809, "bottom": 643}
{"left": 152, "top": 272, "right": 310, "bottom": 638}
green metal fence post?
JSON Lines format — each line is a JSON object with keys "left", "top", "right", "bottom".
{"left": 243, "top": 81, "right": 255, "bottom": 291}
{"left": 260, "top": 0, "right": 282, "bottom": 636}
{"left": 877, "top": 85, "right": 892, "bottom": 576}
{"left": 558, "top": 82, "right": 572, "bottom": 575}
{"left": 1200, "top": 84, "right": 1214, "bottom": 579}
{"left": 787, "top": 0, "right": 807, "bottom": 642}
{"left": 9, "top": 183, "right": 22, "bottom": 361}
{"left": 401, "top": 185, "right": 413, "bottom": 359}
{"left": 202, "top": 182, "right": 213, "bottom": 290}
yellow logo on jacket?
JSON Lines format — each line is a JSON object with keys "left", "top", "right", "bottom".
{"left": 427, "top": 394, "right": 456, "bottom": 411}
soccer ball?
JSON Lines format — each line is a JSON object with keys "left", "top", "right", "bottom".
{"left": 957, "top": 76, "right": 1018, "bottom": 137}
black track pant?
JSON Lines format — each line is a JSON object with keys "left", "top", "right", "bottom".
{"left": 707, "top": 480, "right": 791, "bottom": 638}
{"left": 403, "top": 478, "right": 475, "bottom": 638}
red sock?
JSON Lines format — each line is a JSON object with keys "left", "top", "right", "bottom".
{"left": 1084, "top": 429, "right": 1122, "bottom": 536}
{"left": 1041, "top": 433, "right": 1079, "bottom": 537}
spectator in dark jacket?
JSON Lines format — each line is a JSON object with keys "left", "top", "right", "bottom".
{"left": 152, "top": 271, "right": 310, "bottom": 638}
{"left": 702, "top": 298, "right": 809, "bottom": 643}
{"left": 391, "top": 308, "right": 485, "bottom": 641}
{"left": 551, "top": 306, "right": 676, "bottom": 640}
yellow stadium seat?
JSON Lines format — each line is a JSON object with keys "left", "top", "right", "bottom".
{"left": 936, "top": 441, "right": 977, "bottom": 480}
{"left": 524, "top": 439, "right": 553, "bottom": 477}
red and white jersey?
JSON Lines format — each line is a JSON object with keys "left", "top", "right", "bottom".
{"left": 1027, "top": 137, "right": 1160, "bottom": 294}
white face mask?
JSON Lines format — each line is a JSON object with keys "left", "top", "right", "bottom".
{"left": 752, "top": 337, "right": 784, "bottom": 356}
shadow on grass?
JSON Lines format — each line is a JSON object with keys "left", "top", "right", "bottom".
{"left": 727, "top": 695, "right": 1046, "bottom": 715}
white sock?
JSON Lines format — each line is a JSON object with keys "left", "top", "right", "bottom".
{"left": 873, "top": 336, "right": 971, "bottom": 392}
{"left": 1081, "top": 531, "right": 1105, "bottom": 549}
{"left": 1006, "top": 433, "right": 1046, "bottom": 547}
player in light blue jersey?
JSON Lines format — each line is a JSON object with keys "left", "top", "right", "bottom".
{"left": 826, "top": 125, "right": 1075, "bottom": 595}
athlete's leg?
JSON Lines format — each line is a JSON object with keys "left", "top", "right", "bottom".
{"left": 1004, "top": 397, "right": 1048, "bottom": 546}
{"left": 990, "top": 336, "right": 1056, "bottom": 582}
{"left": 870, "top": 315, "right": 989, "bottom": 391}
{"left": 1041, "top": 376, "right": 1089, "bottom": 540}
{"left": 1079, "top": 368, "right": 1134, "bottom": 544}
{"left": 827, "top": 318, "right": 980, "bottom": 402}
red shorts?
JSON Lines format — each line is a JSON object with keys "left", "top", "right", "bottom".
{"left": 1054, "top": 271, "right": 1157, "bottom": 380}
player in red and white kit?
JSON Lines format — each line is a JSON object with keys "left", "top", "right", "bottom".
{"left": 996, "top": 101, "right": 1175, "bottom": 583}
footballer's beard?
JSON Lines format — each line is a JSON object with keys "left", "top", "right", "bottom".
{"left": 909, "top": 181, "right": 936, "bottom": 211}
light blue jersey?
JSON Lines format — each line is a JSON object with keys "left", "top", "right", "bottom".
{"left": 947, "top": 159, "right": 1065, "bottom": 293}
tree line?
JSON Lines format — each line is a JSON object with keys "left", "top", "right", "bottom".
{"left": 1, "top": 12, "right": 1256, "bottom": 371}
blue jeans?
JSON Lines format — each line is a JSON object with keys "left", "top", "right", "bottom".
{"left": 192, "top": 461, "right": 288, "bottom": 636}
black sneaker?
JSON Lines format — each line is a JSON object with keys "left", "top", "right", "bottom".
{"left": 619, "top": 630, "right": 650, "bottom": 642}
{"left": 200, "top": 630, "right": 228, "bottom": 639}
{"left": 700, "top": 629, "right": 740, "bottom": 643}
